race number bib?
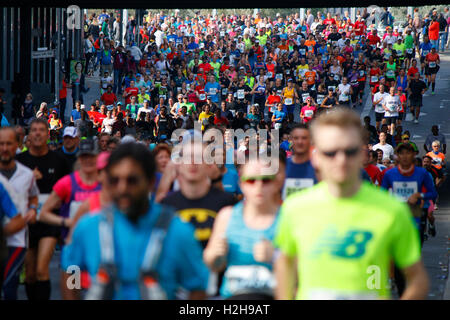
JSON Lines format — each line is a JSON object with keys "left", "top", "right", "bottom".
{"left": 224, "top": 265, "right": 275, "bottom": 296}
{"left": 316, "top": 95, "right": 324, "bottom": 105}
{"left": 220, "top": 31, "right": 225, "bottom": 37}
{"left": 392, "top": 181, "right": 418, "bottom": 202}
{"left": 276, "top": 73, "right": 283, "bottom": 80}
{"left": 267, "top": 72, "right": 273, "bottom": 78}
{"left": 300, "top": 49, "right": 306, "bottom": 56}
{"left": 286, "top": 70, "right": 291, "bottom": 75}
{"left": 222, "top": 88, "right": 228, "bottom": 95}
{"left": 199, "top": 94, "right": 206, "bottom": 100}
{"left": 387, "top": 101, "right": 397, "bottom": 112}
{"left": 177, "top": 87, "right": 182, "bottom": 92}
{"left": 359, "top": 70, "right": 365, "bottom": 77}
{"left": 36, "top": 194, "right": 50, "bottom": 220}
{"left": 285, "top": 98, "right": 293, "bottom": 105}
{"left": 406, "top": 48, "right": 413, "bottom": 54}
{"left": 69, "top": 201, "right": 83, "bottom": 219}
{"left": 386, "top": 70, "right": 395, "bottom": 78}
{"left": 186, "top": 84, "right": 191, "bottom": 91}
{"left": 209, "top": 88, "right": 217, "bottom": 95}
{"left": 396, "top": 50, "right": 403, "bottom": 55}
{"left": 304, "top": 109, "right": 314, "bottom": 118}
{"left": 340, "top": 93, "right": 349, "bottom": 102}
{"left": 328, "top": 86, "right": 336, "bottom": 92}
{"left": 302, "top": 93, "right": 310, "bottom": 101}
{"left": 334, "top": 75, "right": 340, "bottom": 81}
{"left": 159, "top": 94, "right": 166, "bottom": 100}
{"left": 384, "top": 53, "right": 391, "bottom": 59}
{"left": 237, "top": 89, "right": 245, "bottom": 100}
{"left": 371, "top": 76, "right": 378, "bottom": 83}
{"left": 429, "top": 62, "right": 436, "bottom": 68}
{"left": 282, "top": 178, "right": 314, "bottom": 199}
{"left": 422, "top": 50, "right": 429, "bottom": 56}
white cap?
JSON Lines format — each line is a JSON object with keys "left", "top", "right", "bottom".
{"left": 63, "top": 126, "right": 78, "bottom": 138}
{"left": 121, "top": 135, "right": 136, "bottom": 144}
{"left": 81, "top": 104, "right": 85, "bottom": 110}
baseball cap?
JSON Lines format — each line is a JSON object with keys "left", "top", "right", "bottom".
{"left": 395, "top": 142, "right": 415, "bottom": 154}
{"left": 136, "top": 73, "right": 142, "bottom": 77}
{"left": 78, "top": 139, "right": 98, "bottom": 157}
{"left": 63, "top": 126, "right": 78, "bottom": 138}
{"left": 117, "top": 102, "right": 123, "bottom": 106}
{"left": 401, "top": 134, "right": 410, "bottom": 139}
{"left": 96, "top": 152, "right": 111, "bottom": 171}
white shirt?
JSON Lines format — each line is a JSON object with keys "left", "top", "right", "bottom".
{"left": 129, "top": 46, "right": 142, "bottom": 62}
{"left": 154, "top": 30, "right": 164, "bottom": 48}
{"left": 155, "top": 60, "right": 170, "bottom": 74}
{"left": 102, "top": 118, "right": 115, "bottom": 134}
{"left": 373, "top": 143, "right": 395, "bottom": 160}
{"left": 383, "top": 94, "right": 400, "bottom": 117}
{"left": 2, "top": 162, "right": 39, "bottom": 248}
{"left": 338, "top": 83, "right": 351, "bottom": 102}
{"left": 373, "top": 92, "right": 389, "bottom": 113}
{"left": 383, "top": 35, "right": 397, "bottom": 46}
{"left": 137, "top": 107, "right": 156, "bottom": 120}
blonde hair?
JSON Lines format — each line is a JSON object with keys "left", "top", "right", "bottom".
{"left": 310, "top": 107, "right": 365, "bottom": 145}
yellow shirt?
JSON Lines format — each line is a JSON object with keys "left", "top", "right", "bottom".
{"left": 198, "top": 111, "right": 214, "bottom": 131}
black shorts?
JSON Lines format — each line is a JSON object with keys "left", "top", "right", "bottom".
{"left": 405, "top": 49, "right": 415, "bottom": 59}
{"left": 409, "top": 96, "right": 423, "bottom": 107}
{"left": 384, "top": 116, "right": 397, "bottom": 125}
{"left": 398, "top": 111, "right": 406, "bottom": 120}
{"left": 28, "top": 222, "right": 61, "bottom": 249}
{"left": 425, "top": 65, "right": 439, "bottom": 75}
{"left": 375, "top": 112, "right": 385, "bottom": 122}
{"left": 420, "top": 56, "right": 426, "bottom": 64}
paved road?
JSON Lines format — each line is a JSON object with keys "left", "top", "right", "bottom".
{"left": 17, "top": 51, "right": 450, "bottom": 300}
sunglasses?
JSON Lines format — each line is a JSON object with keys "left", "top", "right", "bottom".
{"left": 319, "top": 147, "right": 360, "bottom": 158}
{"left": 108, "top": 175, "right": 142, "bottom": 187}
{"left": 241, "top": 174, "right": 277, "bottom": 184}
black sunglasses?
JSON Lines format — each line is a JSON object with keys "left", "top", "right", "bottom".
{"left": 319, "top": 147, "right": 360, "bottom": 158}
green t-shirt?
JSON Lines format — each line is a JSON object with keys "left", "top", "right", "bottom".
{"left": 275, "top": 181, "right": 421, "bottom": 300}
{"left": 385, "top": 62, "right": 396, "bottom": 78}
{"left": 393, "top": 43, "right": 405, "bottom": 57}
{"left": 181, "top": 102, "right": 196, "bottom": 115}
{"left": 404, "top": 35, "right": 414, "bottom": 49}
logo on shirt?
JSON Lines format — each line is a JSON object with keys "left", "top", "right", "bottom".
{"left": 311, "top": 227, "right": 373, "bottom": 259}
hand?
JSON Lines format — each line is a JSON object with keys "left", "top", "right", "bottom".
{"left": 33, "top": 167, "right": 43, "bottom": 180}
{"left": 64, "top": 218, "right": 75, "bottom": 229}
{"left": 212, "top": 237, "right": 228, "bottom": 260}
{"left": 407, "top": 192, "right": 422, "bottom": 206}
{"left": 253, "top": 239, "right": 274, "bottom": 263}
{"left": 25, "top": 208, "right": 37, "bottom": 224}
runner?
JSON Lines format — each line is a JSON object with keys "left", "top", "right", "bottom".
{"left": 204, "top": 156, "right": 285, "bottom": 299}
{"left": 16, "top": 119, "right": 71, "bottom": 300}
{"left": 62, "top": 142, "right": 209, "bottom": 299}
{"left": 424, "top": 46, "right": 440, "bottom": 94}
{"left": 407, "top": 72, "right": 427, "bottom": 124}
{"left": 274, "top": 108, "right": 429, "bottom": 300}
{"left": 372, "top": 84, "right": 388, "bottom": 132}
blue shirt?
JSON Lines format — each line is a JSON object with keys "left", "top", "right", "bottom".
{"left": 61, "top": 203, "right": 209, "bottom": 300}
{"left": 204, "top": 82, "right": 221, "bottom": 103}
{"left": 0, "top": 182, "right": 18, "bottom": 221}
{"left": 222, "top": 166, "right": 242, "bottom": 196}
{"left": 381, "top": 166, "right": 437, "bottom": 204}
{"left": 71, "top": 110, "right": 81, "bottom": 121}
{"left": 273, "top": 110, "right": 286, "bottom": 123}
{"left": 420, "top": 42, "right": 433, "bottom": 57}
{"left": 283, "top": 158, "right": 318, "bottom": 199}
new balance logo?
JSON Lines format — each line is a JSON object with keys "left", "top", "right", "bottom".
{"left": 311, "top": 228, "right": 373, "bottom": 259}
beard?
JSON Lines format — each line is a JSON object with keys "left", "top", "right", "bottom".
{"left": 0, "top": 155, "right": 13, "bottom": 165}
{"left": 114, "top": 193, "right": 150, "bottom": 224}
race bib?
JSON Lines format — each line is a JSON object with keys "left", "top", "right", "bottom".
{"left": 286, "top": 70, "right": 290, "bottom": 75}
{"left": 359, "top": 70, "right": 365, "bottom": 77}
{"left": 224, "top": 265, "right": 275, "bottom": 296}
{"left": 392, "top": 181, "right": 418, "bottom": 202}
{"left": 340, "top": 93, "right": 349, "bottom": 101}
{"left": 186, "top": 84, "right": 191, "bottom": 91}
{"left": 276, "top": 73, "right": 283, "bottom": 80}
{"left": 282, "top": 178, "right": 314, "bottom": 199}
{"left": 222, "top": 88, "right": 228, "bottom": 95}
{"left": 36, "top": 194, "right": 50, "bottom": 220}
{"left": 267, "top": 72, "right": 273, "bottom": 78}
{"left": 384, "top": 53, "right": 391, "bottom": 59}
{"left": 429, "top": 62, "right": 436, "bottom": 68}
{"left": 328, "top": 86, "right": 336, "bottom": 92}
{"left": 316, "top": 95, "right": 324, "bottom": 105}
{"left": 302, "top": 93, "right": 310, "bottom": 101}
{"left": 300, "top": 49, "right": 306, "bottom": 56}
{"left": 159, "top": 94, "right": 166, "bottom": 100}
{"left": 220, "top": 31, "right": 225, "bottom": 37}
{"left": 307, "top": 289, "right": 379, "bottom": 300}
{"left": 386, "top": 70, "right": 395, "bottom": 78}
{"left": 285, "top": 98, "right": 293, "bottom": 105}
{"left": 177, "top": 87, "right": 182, "bottom": 92}
{"left": 422, "top": 50, "right": 429, "bottom": 56}
{"left": 371, "top": 76, "right": 378, "bottom": 83}
{"left": 304, "top": 109, "right": 314, "bottom": 118}
{"left": 209, "top": 88, "right": 217, "bottom": 95}
{"left": 69, "top": 201, "right": 83, "bottom": 219}
{"left": 396, "top": 50, "right": 403, "bottom": 55}
{"left": 237, "top": 89, "right": 245, "bottom": 100}
{"left": 199, "top": 93, "right": 206, "bottom": 100}
{"left": 334, "top": 75, "right": 340, "bottom": 81}
{"left": 406, "top": 48, "right": 413, "bottom": 54}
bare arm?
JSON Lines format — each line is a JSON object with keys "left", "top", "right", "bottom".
{"left": 65, "top": 199, "right": 91, "bottom": 244}
{"left": 154, "top": 160, "right": 177, "bottom": 203}
{"left": 3, "top": 214, "right": 26, "bottom": 236}
{"left": 274, "top": 252, "right": 297, "bottom": 300}
{"left": 39, "top": 191, "right": 67, "bottom": 227}
{"left": 399, "top": 261, "right": 429, "bottom": 300}
{"left": 203, "top": 206, "right": 232, "bottom": 272}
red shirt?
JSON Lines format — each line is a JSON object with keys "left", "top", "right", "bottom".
{"left": 124, "top": 87, "right": 139, "bottom": 105}
{"left": 367, "top": 34, "right": 381, "bottom": 46}
{"left": 323, "top": 18, "right": 336, "bottom": 25}
{"left": 214, "top": 116, "right": 229, "bottom": 126}
{"left": 87, "top": 110, "right": 99, "bottom": 122}
{"left": 353, "top": 21, "right": 366, "bottom": 36}
{"left": 365, "top": 164, "right": 382, "bottom": 185}
{"left": 369, "top": 68, "right": 382, "bottom": 85}
{"left": 59, "top": 79, "right": 68, "bottom": 99}
{"left": 101, "top": 92, "right": 117, "bottom": 106}
{"left": 220, "top": 64, "right": 230, "bottom": 73}
{"left": 407, "top": 67, "right": 419, "bottom": 77}
{"left": 198, "top": 63, "right": 212, "bottom": 73}
{"left": 195, "top": 85, "right": 207, "bottom": 102}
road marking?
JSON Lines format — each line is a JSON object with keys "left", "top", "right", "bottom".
{"left": 413, "top": 135, "right": 422, "bottom": 139}
{"left": 360, "top": 87, "right": 372, "bottom": 120}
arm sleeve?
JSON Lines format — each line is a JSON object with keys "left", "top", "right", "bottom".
{"left": 61, "top": 216, "right": 89, "bottom": 270}
{"left": 390, "top": 203, "right": 421, "bottom": 269}
{"left": 273, "top": 201, "right": 297, "bottom": 257}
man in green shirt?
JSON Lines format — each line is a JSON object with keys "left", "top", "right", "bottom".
{"left": 404, "top": 29, "right": 415, "bottom": 70}
{"left": 274, "top": 108, "right": 429, "bottom": 300}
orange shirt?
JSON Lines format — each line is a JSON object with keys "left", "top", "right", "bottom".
{"left": 426, "top": 151, "right": 445, "bottom": 170}
{"left": 304, "top": 70, "right": 316, "bottom": 86}
{"left": 304, "top": 40, "right": 316, "bottom": 52}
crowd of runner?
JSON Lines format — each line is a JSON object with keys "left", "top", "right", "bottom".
{"left": 0, "top": 7, "right": 448, "bottom": 300}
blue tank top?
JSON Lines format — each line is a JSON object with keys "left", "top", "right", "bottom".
{"left": 396, "top": 75, "right": 407, "bottom": 90}
{"left": 220, "top": 201, "right": 279, "bottom": 298}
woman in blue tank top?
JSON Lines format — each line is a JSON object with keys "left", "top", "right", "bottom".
{"left": 204, "top": 157, "right": 286, "bottom": 300}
